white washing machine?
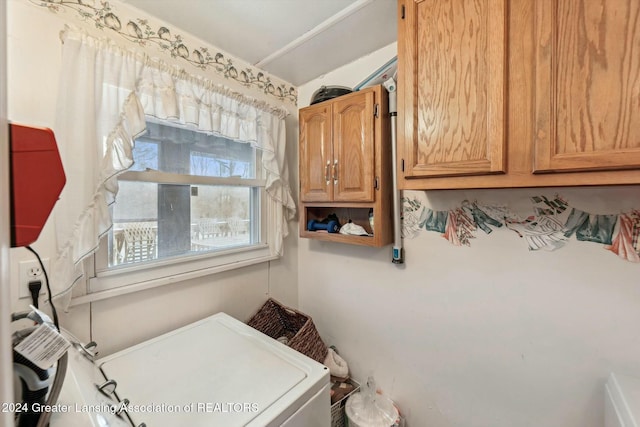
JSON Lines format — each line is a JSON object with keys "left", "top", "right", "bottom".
{"left": 605, "top": 372, "right": 640, "bottom": 427}
{"left": 50, "top": 312, "right": 331, "bottom": 427}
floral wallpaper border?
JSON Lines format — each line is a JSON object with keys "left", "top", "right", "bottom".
{"left": 402, "top": 193, "right": 640, "bottom": 263}
{"left": 29, "top": 0, "right": 298, "bottom": 104}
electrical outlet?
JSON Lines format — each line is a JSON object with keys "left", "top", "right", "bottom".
{"left": 19, "top": 259, "right": 50, "bottom": 299}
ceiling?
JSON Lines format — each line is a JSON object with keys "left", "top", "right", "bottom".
{"left": 120, "top": 0, "right": 398, "bottom": 86}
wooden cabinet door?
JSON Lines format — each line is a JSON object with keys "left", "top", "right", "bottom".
{"left": 398, "top": 0, "right": 507, "bottom": 178}
{"left": 299, "top": 103, "right": 332, "bottom": 202}
{"left": 332, "top": 91, "right": 375, "bottom": 202}
{"left": 533, "top": 0, "right": 640, "bottom": 173}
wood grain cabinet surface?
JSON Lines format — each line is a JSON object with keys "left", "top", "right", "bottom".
{"left": 299, "top": 86, "right": 393, "bottom": 247}
{"left": 397, "top": 0, "right": 640, "bottom": 190}
{"left": 300, "top": 91, "right": 375, "bottom": 203}
{"left": 398, "top": 0, "right": 507, "bottom": 179}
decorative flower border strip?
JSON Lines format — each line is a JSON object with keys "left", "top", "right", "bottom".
{"left": 402, "top": 194, "right": 640, "bottom": 263}
{"left": 29, "top": 0, "right": 298, "bottom": 104}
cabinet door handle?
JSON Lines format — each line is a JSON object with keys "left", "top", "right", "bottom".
{"left": 325, "top": 160, "right": 331, "bottom": 185}
{"left": 333, "top": 159, "right": 338, "bottom": 184}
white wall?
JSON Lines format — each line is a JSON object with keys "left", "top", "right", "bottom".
{"left": 298, "top": 46, "right": 640, "bottom": 427}
{"left": 6, "top": 0, "right": 298, "bottom": 356}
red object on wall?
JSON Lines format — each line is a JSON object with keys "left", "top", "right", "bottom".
{"left": 9, "top": 123, "right": 66, "bottom": 247}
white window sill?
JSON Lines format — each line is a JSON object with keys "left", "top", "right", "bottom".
{"left": 70, "top": 251, "right": 276, "bottom": 307}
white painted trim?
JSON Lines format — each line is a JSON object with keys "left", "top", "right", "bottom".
{"left": 0, "top": 0, "right": 14, "bottom": 423}
{"left": 73, "top": 253, "right": 277, "bottom": 306}
{"left": 89, "top": 243, "right": 272, "bottom": 292}
{"left": 119, "top": 170, "right": 266, "bottom": 187}
{"left": 255, "top": 0, "right": 374, "bottom": 67}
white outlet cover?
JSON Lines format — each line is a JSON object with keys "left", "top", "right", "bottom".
{"left": 18, "top": 259, "right": 50, "bottom": 299}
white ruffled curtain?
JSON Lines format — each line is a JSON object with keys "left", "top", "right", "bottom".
{"left": 52, "top": 28, "right": 295, "bottom": 308}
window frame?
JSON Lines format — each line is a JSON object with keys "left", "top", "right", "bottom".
{"left": 84, "top": 122, "right": 277, "bottom": 298}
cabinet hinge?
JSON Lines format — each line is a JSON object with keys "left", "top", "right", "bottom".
{"left": 401, "top": 4, "right": 405, "bottom": 20}
{"left": 374, "top": 176, "right": 379, "bottom": 190}
{"left": 374, "top": 104, "right": 379, "bottom": 118}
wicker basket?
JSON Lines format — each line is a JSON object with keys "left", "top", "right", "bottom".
{"left": 331, "top": 378, "right": 360, "bottom": 427}
{"left": 247, "top": 298, "right": 328, "bottom": 363}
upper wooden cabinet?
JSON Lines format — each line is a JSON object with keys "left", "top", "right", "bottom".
{"left": 300, "top": 89, "right": 376, "bottom": 203}
{"left": 398, "top": 0, "right": 507, "bottom": 179}
{"left": 397, "top": 0, "right": 640, "bottom": 190}
{"left": 533, "top": 0, "right": 640, "bottom": 173}
{"left": 299, "top": 86, "right": 393, "bottom": 247}
{"left": 299, "top": 102, "right": 332, "bottom": 202}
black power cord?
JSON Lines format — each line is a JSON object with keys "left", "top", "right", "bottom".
{"left": 24, "top": 245, "right": 59, "bottom": 330}
{"left": 28, "top": 280, "right": 42, "bottom": 309}
{"left": 14, "top": 247, "right": 65, "bottom": 427}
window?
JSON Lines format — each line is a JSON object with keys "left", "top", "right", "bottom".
{"left": 90, "top": 121, "right": 273, "bottom": 293}
{"left": 53, "top": 29, "right": 294, "bottom": 305}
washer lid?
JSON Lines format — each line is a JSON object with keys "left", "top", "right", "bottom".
{"left": 49, "top": 337, "right": 133, "bottom": 427}
{"left": 98, "top": 312, "right": 328, "bottom": 427}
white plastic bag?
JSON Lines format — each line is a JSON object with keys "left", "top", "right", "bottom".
{"left": 345, "top": 376, "right": 400, "bottom": 427}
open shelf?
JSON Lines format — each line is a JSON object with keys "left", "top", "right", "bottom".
{"left": 299, "top": 205, "right": 390, "bottom": 247}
